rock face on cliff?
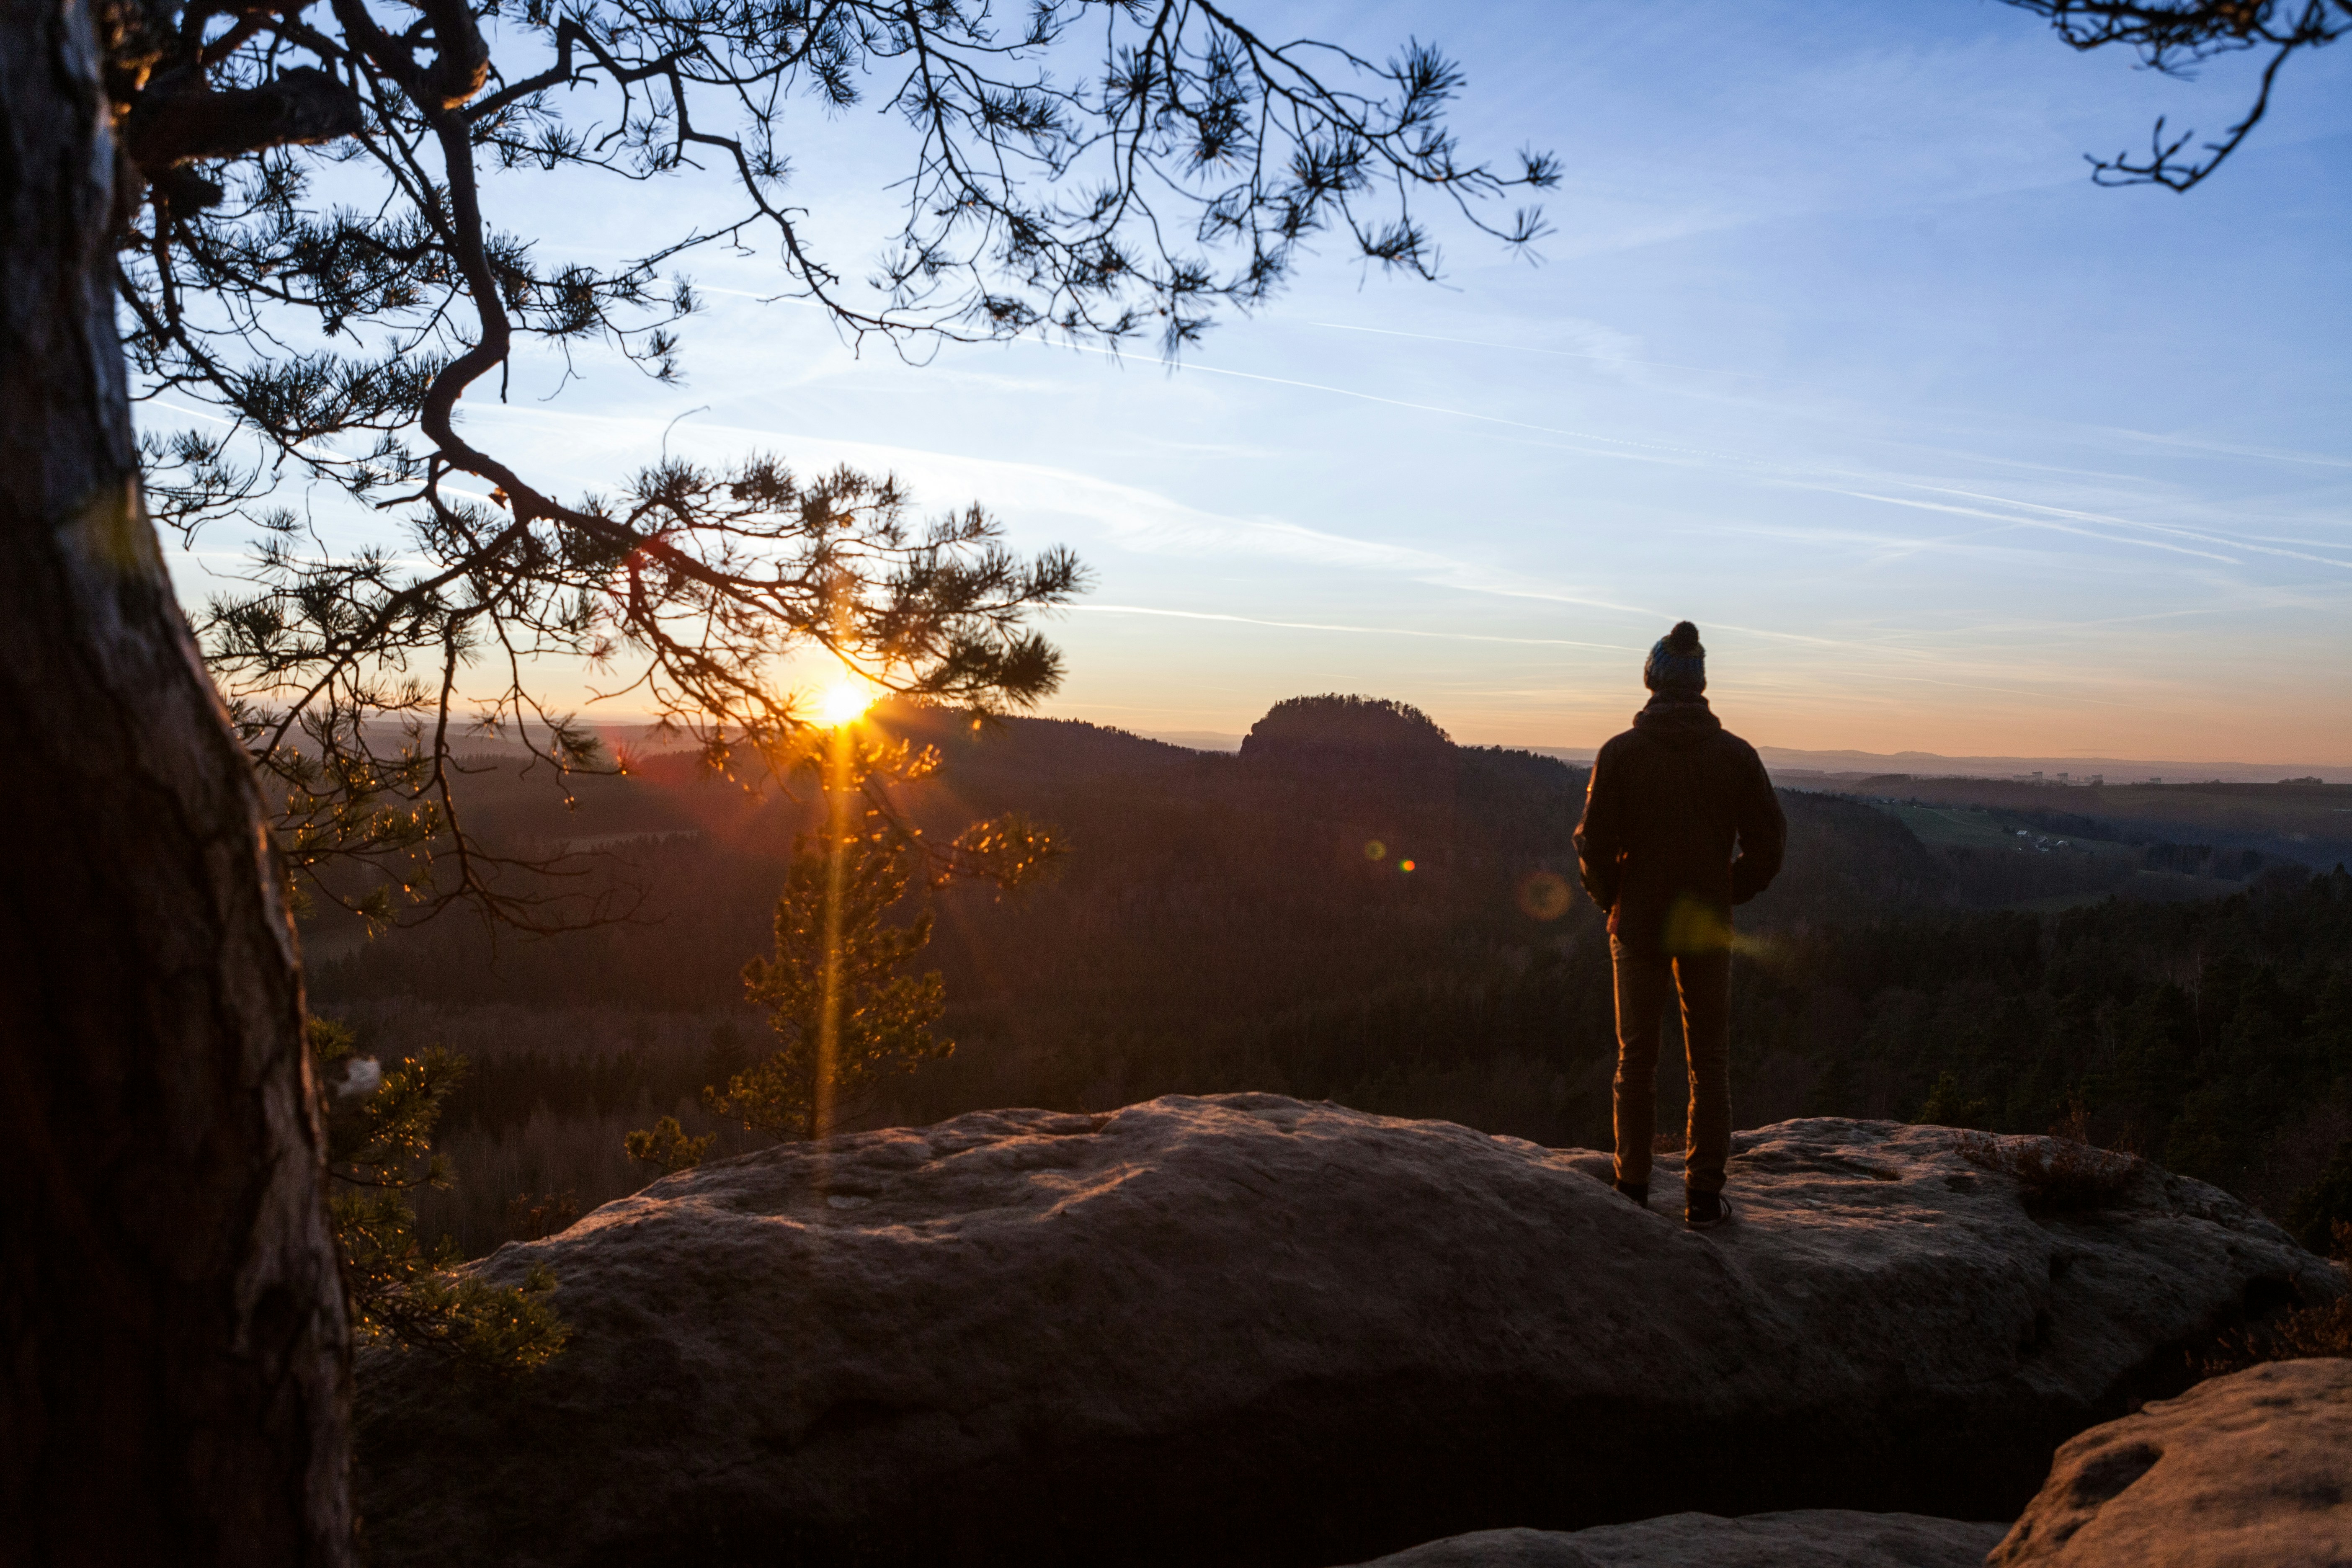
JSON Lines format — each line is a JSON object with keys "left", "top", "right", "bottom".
{"left": 1989, "top": 1357, "right": 2352, "bottom": 1565}
{"left": 1341, "top": 1511, "right": 2008, "bottom": 1567}
{"left": 356, "top": 1097, "right": 2339, "bottom": 1568}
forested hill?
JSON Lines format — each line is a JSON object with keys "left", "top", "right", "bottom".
{"left": 310, "top": 699, "right": 1960, "bottom": 1038}
{"left": 307, "top": 701, "right": 2352, "bottom": 1259}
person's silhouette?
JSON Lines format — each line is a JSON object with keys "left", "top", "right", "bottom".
{"left": 1573, "top": 622, "right": 1786, "bottom": 1228}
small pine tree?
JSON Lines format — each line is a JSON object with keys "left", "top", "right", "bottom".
{"left": 624, "top": 1114, "right": 717, "bottom": 1174}
{"left": 629, "top": 716, "right": 1054, "bottom": 1162}
{"left": 710, "top": 807, "right": 952, "bottom": 1140}
{"left": 310, "top": 1017, "right": 568, "bottom": 1371}
{"left": 1913, "top": 1069, "right": 1992, "bottom": 1130}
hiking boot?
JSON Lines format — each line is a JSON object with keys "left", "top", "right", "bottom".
{"left": 1685, "top": 1191, "right": 1734, "bottom": 1230}
{"left": 1614, "top": 1180, "right": 1648, "bottom": 1208}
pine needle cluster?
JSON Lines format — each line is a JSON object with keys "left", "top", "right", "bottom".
{"left": 311, "top": 1018, "right": 567, "bottom": 1372}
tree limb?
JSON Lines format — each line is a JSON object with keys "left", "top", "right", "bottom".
{"left": 124, "top": 65, "right": 364, "bottom": 170}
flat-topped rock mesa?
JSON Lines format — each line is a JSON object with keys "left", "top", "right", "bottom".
{"left": 355, "top": 1096, "right": 2341, "bottom": 1568}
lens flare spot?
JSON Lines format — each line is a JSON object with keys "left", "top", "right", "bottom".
{"left": 1364, "top": 839, "right": 1387, "bottom": 861}
{"left": 1663, "top": 895, "right": 1735, "bottom": 954}
{"left": 1399, "top": 859, "right": 1416, "bottom": 873}
{"left": 819, "top": 681, "right": 874, "bottom": 727}
{"left": 1516, "top": 870, "right": 1571, "bottom": 921}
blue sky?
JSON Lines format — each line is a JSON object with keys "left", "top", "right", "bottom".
{"left": 157, "top": 1, "right": 2352, "bottom": 766}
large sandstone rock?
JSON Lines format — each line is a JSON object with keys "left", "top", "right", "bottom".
{"left": 1341, "top": 1511, "right": 2007, "bottom": 1567}
{"left": 1989, "top": 1357, "right": 2352, "bottom": 1565}
{"left": 356, "top": 1096, "right": 2339, "bottom": 1568}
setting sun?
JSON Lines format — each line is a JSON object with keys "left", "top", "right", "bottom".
{"left": 818, "top": 681, "right": 874, "bottom": 727}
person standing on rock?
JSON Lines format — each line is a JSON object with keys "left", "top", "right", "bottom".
{"left": 1573, "top": 621, "right": 1786, "bottom": 1230}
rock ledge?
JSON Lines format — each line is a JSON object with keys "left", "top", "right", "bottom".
{"left": 358, "top": 1096, "right": 2337, "bottom": 1568}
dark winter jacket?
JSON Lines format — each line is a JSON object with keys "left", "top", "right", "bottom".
{"left": 1573, "top": 696, "right": 1787, "bottom": 954}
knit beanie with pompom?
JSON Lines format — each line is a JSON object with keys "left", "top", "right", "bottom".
{"left": 1643, "top": 621, "right": 1706, "bottom": 696}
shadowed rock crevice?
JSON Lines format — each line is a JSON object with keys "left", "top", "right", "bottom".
{"left": 2052, "top": 1441, "right": 2162, "bottom": 1514}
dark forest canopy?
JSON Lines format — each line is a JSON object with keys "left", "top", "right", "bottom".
{"left": 311, "top": 703, "right": 2352, "bottom": 1258}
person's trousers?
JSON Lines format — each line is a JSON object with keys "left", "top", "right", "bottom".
{"left": 1610, "top": 937, "right": 1732, "bottom": 1197}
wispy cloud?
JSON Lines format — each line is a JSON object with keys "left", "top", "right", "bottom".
{"left": 455, "top": 401, "right": 1667, "bottom": 620}
{"left": 1074, "top": 603, "right": 1635, "bottom": 651}
{"left": 1302, "top": 319, "right": 1773, "bottom": 381}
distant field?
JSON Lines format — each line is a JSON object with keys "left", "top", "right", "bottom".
{"left": 1880, "top": 802, "right": 2139, "bottom": 863}
{"left": 1845, "top": 779, "right": 2352, "bottom": 869}
{"left": 1872, "top": 802, "right": 2251, "bottom": 912}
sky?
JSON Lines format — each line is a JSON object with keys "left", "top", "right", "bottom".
{"left": 155, "top": 1, "right": 2352, "bottom": 767}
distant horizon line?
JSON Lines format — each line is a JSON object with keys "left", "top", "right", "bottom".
{"left": 339, "top": 713, "right": 2352, "bottom": 783}
{"left": 1130, "top": 730, "right": 2352, "bottom": 784}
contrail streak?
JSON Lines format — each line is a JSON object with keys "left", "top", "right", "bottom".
{"left": 1831, "top": 492, "right": 2243, "bottom": 565}
{"left": 1896, "top": 481, "right": 2352, "bottom": 571}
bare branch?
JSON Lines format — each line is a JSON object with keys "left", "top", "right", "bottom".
{"left": 2001, "top": 0, "right": 2348, "bottom": 189}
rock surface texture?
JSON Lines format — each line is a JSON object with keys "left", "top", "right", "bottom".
{"left": 1341, "top": 1511, "right": 2008, "bottom": 1567}
{"left": 356, "top": 1097, "right": 2340, "bottom": 1568}
{"left": 1989, "top": 1357, "right": 2352, "bottom": 1565}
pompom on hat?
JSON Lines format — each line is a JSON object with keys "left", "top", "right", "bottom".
{"left": 1643, "top": 621, "right": 1706, "bottom": 695}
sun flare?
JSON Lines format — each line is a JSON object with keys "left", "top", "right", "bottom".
{"left": 819, "top": 681, "right": 875, "bottom": 727}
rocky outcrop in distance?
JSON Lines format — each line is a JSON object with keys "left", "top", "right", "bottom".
{"left": 1339, "top": 1511, "right": 2008, "bottom": 1567}
{"left": 1989, "top": 1356, "right": 2352, "bottom": 1565}
{"left": 356, "top": 1096, "right": 2341, "bottom": 1568}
